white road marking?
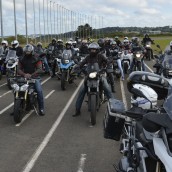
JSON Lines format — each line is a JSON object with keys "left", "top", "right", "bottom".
{"left": 0, "top": 83, "right": 7, "bottom": 87}
{"left": 41, "top": 76, "right": 51, "bottom": 85}
{"left": 77, "top": 154, "right": 87, "bottom": 172}
{"left": 0, "top": 90, "right": 12, "bottom": 98}
{"left": 22, "top": 79, "right": 84, "bottom": 172}
{"left": 45, "top": 90, "right": 55, "bottom": 99}
{"left": 145, "top": 63, "right": 154, "bottom": 73}
{"left": 120, "top": 80, "right": 128, "bottom": 109}
{"left": 0, "top": 102, "right": 14, "bottom": 115}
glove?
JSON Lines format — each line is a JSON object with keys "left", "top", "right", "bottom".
{"left": 24, "top": 73, "right": 32, "bottom": 79}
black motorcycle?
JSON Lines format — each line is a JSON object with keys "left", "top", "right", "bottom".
{"left": 11, "top": 77, "right": 38, "bottom": 123}
{"left": 86, "top": 63, "right": 105, "bottom": 125}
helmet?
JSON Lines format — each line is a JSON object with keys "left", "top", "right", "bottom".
{"left": 110, "top": 41, "right": 117, "bottom": 46}
{"left": 144, "top": 34, "right": 149, "bottom": 38}
{"left": 114, "top": 36, "right": 119, "bottom": 40}
{"left": 1, "top": 40, "right": 8, "bottom": 46}
{"left": 52, "top": 38, "right": 57, "bottom": 43}
{"left": 37, "top": 42, "right": 42, "bottom": 47}
{"left": 57, "top": 39, "right": 63, "bottom": 43}
{"left": 97, "top": 38, "right": 104, "bottom": 48}
{"left": 124, "top": 37, "right": 128, "bottom": 40}
{"left": 65, "top": 41, "right": 72, "bottom": 48}
{"left": 11, "top": 40, "right": 19, "bottom": 48}
{"left": 88, "top": 42, "right": 100, "bottom": 50}
{"left": 23, "top": 44, "right": 34, "bottom": 55}
{"left": 123, "top": 39, "right": 129, "bottom": 45}
{"left": 133, "top": 37, "right": 139, "bottom": 44}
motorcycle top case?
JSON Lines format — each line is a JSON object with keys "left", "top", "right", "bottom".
{"left": 103, "top": 98, "right": 125, "bottom": 141}
{"left": 127, "top": 71, "right": 169, "bottom": 100}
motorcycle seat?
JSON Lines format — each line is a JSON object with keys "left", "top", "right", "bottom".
{"left": 125, "top": 107, "right": 147, "bottom": 119}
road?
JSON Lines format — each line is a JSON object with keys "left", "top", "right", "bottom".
{"left": 0, "top": 59, "right": 156, "bottom": 172}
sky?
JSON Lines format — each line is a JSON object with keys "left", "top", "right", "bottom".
{"left": 1, "top": 0, "right": 172, "bottom": 36}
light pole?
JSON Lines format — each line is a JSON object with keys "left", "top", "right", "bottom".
{"left": 38, "top": 0, "right": 41, "bottom": 42}
{"left": 24, "top": 0, "right": 28, "bottom": 44}
{"left": 33, "top": 0, "right": 36, "bottom": 44}
{"left": 0, "top": 0, "right": 4, "bottom": 40}
{"left": 13, "top": 0, "right": 17, "bottom": 40}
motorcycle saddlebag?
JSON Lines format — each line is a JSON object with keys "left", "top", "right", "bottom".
{"left": 103, "top": 98, "right": 125, "bottom": 141}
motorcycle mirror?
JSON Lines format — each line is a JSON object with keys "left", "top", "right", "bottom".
{"left": 156, "top": 45, "right": 160, "bottom": 49}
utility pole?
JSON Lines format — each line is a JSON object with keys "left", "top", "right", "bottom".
{"left": 13, "top": 0, "right": 17, "bottom": 40}
{"left": 24, "top": 0, "right": 28, "bottom": 44}
{"left": 0, "top": 0, "right": 4, "bottom": 40}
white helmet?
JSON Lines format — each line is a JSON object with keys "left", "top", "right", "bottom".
{"left": 123, "top": 39, "right": 129, "bottom": 45}
{"left": 11, "top": 40, "right": 19, "bottom": 48}
{"left": 124, "top": 37, "right": 128, "bottom": 40}
{"left": 23, "top": 44, "right": 34, "bottom": 55}
{"left": 1, "top": 40, "right": 8, "bottom": 46}
{"left": 170, "top": 41, "right": 172, "bottom": 46}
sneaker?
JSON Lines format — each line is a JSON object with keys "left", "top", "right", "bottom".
{"left": 39, "top": 109, "right": 45, "bottom": 116}
{"left": 72, "top": 109, "right": 81, "bottom": 117}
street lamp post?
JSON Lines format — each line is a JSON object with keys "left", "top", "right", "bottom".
{"left": 0, "top": 0, "right": 4, "bottom": 40}
{"left": 24, "top": 0, "right": 28, "bottom": 44}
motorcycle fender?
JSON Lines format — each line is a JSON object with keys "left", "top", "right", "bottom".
{"left": 87, "top": 80, "right": 99, "bottom": 89}
{"left": 153, "top": 137, "right": 172, "bottom": 172}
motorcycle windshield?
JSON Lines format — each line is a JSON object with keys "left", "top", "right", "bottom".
{"left": 146, "top": 41, "right": 151, "bottom": 45}
{"left": 86, "top": 63, "right": 100, "bottom": 74}
{"left": 6, "top": 50, "right": 17, "bottom": 61}
{"left": 163, "top": 84, "right": 172, "bottom": 120}
{"left": 162, "top": 55, "right": 172, "bottom": 69}
{"left": 61, "top": 53, "right": 72, "bottom": 64}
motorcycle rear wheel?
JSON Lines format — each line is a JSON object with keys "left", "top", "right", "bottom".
{"left": 90, "top": 94, "right": 97, "bottom": 125}
{"left": 13, "top": 99, "right": 23, "bottom": 123}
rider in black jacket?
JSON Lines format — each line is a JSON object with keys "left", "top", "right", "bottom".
{"left": 73, "top": 42, "right": 114, "bottom": 117}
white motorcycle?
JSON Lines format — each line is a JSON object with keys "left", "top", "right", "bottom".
{"left": 6, "top": 49, "right": 18, "bottom": 89}
{"left": 121, "top": 50, "right": 133, "bottom": 74}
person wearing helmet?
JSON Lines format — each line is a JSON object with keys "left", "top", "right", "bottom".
{"left": 122, "top": 39, "right": 131, "bottom": 50}
{"left": 79, "top": 40, "right": 89, "bottom": 55}
{"left": 107, "top": 41, "right": 125, "bottom": 81}
{"left": 17, "top": 44, "right": 45, "bottom": 116}
{"left": 10, "top": 40, "right": 23, "bottom": 57}
{"left": 1, "top": 40, "right": 9, "bottom": 55}
{"left": 129, "top": 37, "right": 146, "bottom": 73}
{"left": 97, "top": 38, "right": 106, "bottom": 55}
{"left": 73, "top": 42, "right": 114, "bottom": 117}
{"left": 114, "top": 36, "right": 122, "bottom": 47}
{"left": 56, "top": 39, "right": 64, "bottom": 50}
{"left": 35, "top": 42, "right": 51, "bottom": 75}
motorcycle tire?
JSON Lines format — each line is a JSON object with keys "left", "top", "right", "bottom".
{"left": 13, "top": 99, "right": 23, "bottom": 123}
{"left": 0, "top": 71, "right": 2, "bottom": 80}
{"left": 147, "top": 50, "right": 151, "bottom": 61}
{"left": 61, "top": 72, "right": 67, "bottom": 90}
{"left": 137, "top": 62, "right": 142, "bottom": 71}
{"left": 90, "top": 94, "right": 97, "bottom": 125}
{"left": 123, "top": 63, "right": 128, "bottom": 74}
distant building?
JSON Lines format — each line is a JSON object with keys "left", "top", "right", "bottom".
{"left": 148, "top": 31, "right": 161, "bottom": 34}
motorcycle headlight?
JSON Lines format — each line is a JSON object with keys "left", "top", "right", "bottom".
{"left": 12, "top": 84, "right": 20, "bottom": 91}
{"left": 64, "top": 60, "right": 69, "bottom": 64}
{"left": 20, "top": 84, "right": 29, "bottom": 91}
{"left": 136, "top": 53, "right": 141, "bottom": 58}
{"left": 146, "top": 45, "right": 151, "bottom": 48}
{"left": 89, "top": 72, "right": 97, "bottom": 78}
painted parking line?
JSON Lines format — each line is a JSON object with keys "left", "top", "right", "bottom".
{"left": 0, "top": 83, "right": 7, "bottom": 87}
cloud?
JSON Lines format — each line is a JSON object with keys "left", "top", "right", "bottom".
{"left": 135, "top": 8, "right": 160, "bottom": 15}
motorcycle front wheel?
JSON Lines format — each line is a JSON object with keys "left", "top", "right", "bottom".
{"left": 90, "top": 94, "right": 97, "bottom": 125}
{"left": 61, "top": 72, "right": 67, "bottom": 90}
{"left": 13, "top": 99, "right": 23, "bottom": 123}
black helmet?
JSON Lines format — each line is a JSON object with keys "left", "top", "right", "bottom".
{"left": 97, "top": 38, "right": 104, "bottom": 48}
{"left": 23, "top": 44, "right": 34, "bottom": 55}
{"left": 133, "top": 37, "right": 139, "bottom": 44}
{"left": 52, "top": 38, "right": 57, "bottom": 44}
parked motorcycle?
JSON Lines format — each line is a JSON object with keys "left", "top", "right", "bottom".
{"left": 59, "top": 52, "right": 76, "bottom": 90}
{"left": 6, "top": 49, "right": 18, "bottom": 89}
{"left": 0, "top": 47, "right": 6, "bottom": 80}
{"left": 121, "top": 50, "right": 133, "bottom": 74}
{"left": 86, "top": 63, "right": 105, "bottom": 125}
{"left": 11, "top": 77, "right": 38, "bottom": 123}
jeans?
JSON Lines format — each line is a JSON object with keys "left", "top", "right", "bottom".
{"left": 42, "top": 57, "right": 51, "bottom": 72}
{"left": 129, "top": 58, "right": 145, "bottom": 73}
{"left": 75, "top": 76, "right": 114, "bottom": 110}
{"left": 34, "top": 79, "right": 44, "bottom": 111}
{"left": 116, "top": 59, "right": 124, "bottom": 78}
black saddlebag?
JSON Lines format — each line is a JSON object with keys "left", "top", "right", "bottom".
{"left": 103, "top": 98, "right": 125, "bottom": 141}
